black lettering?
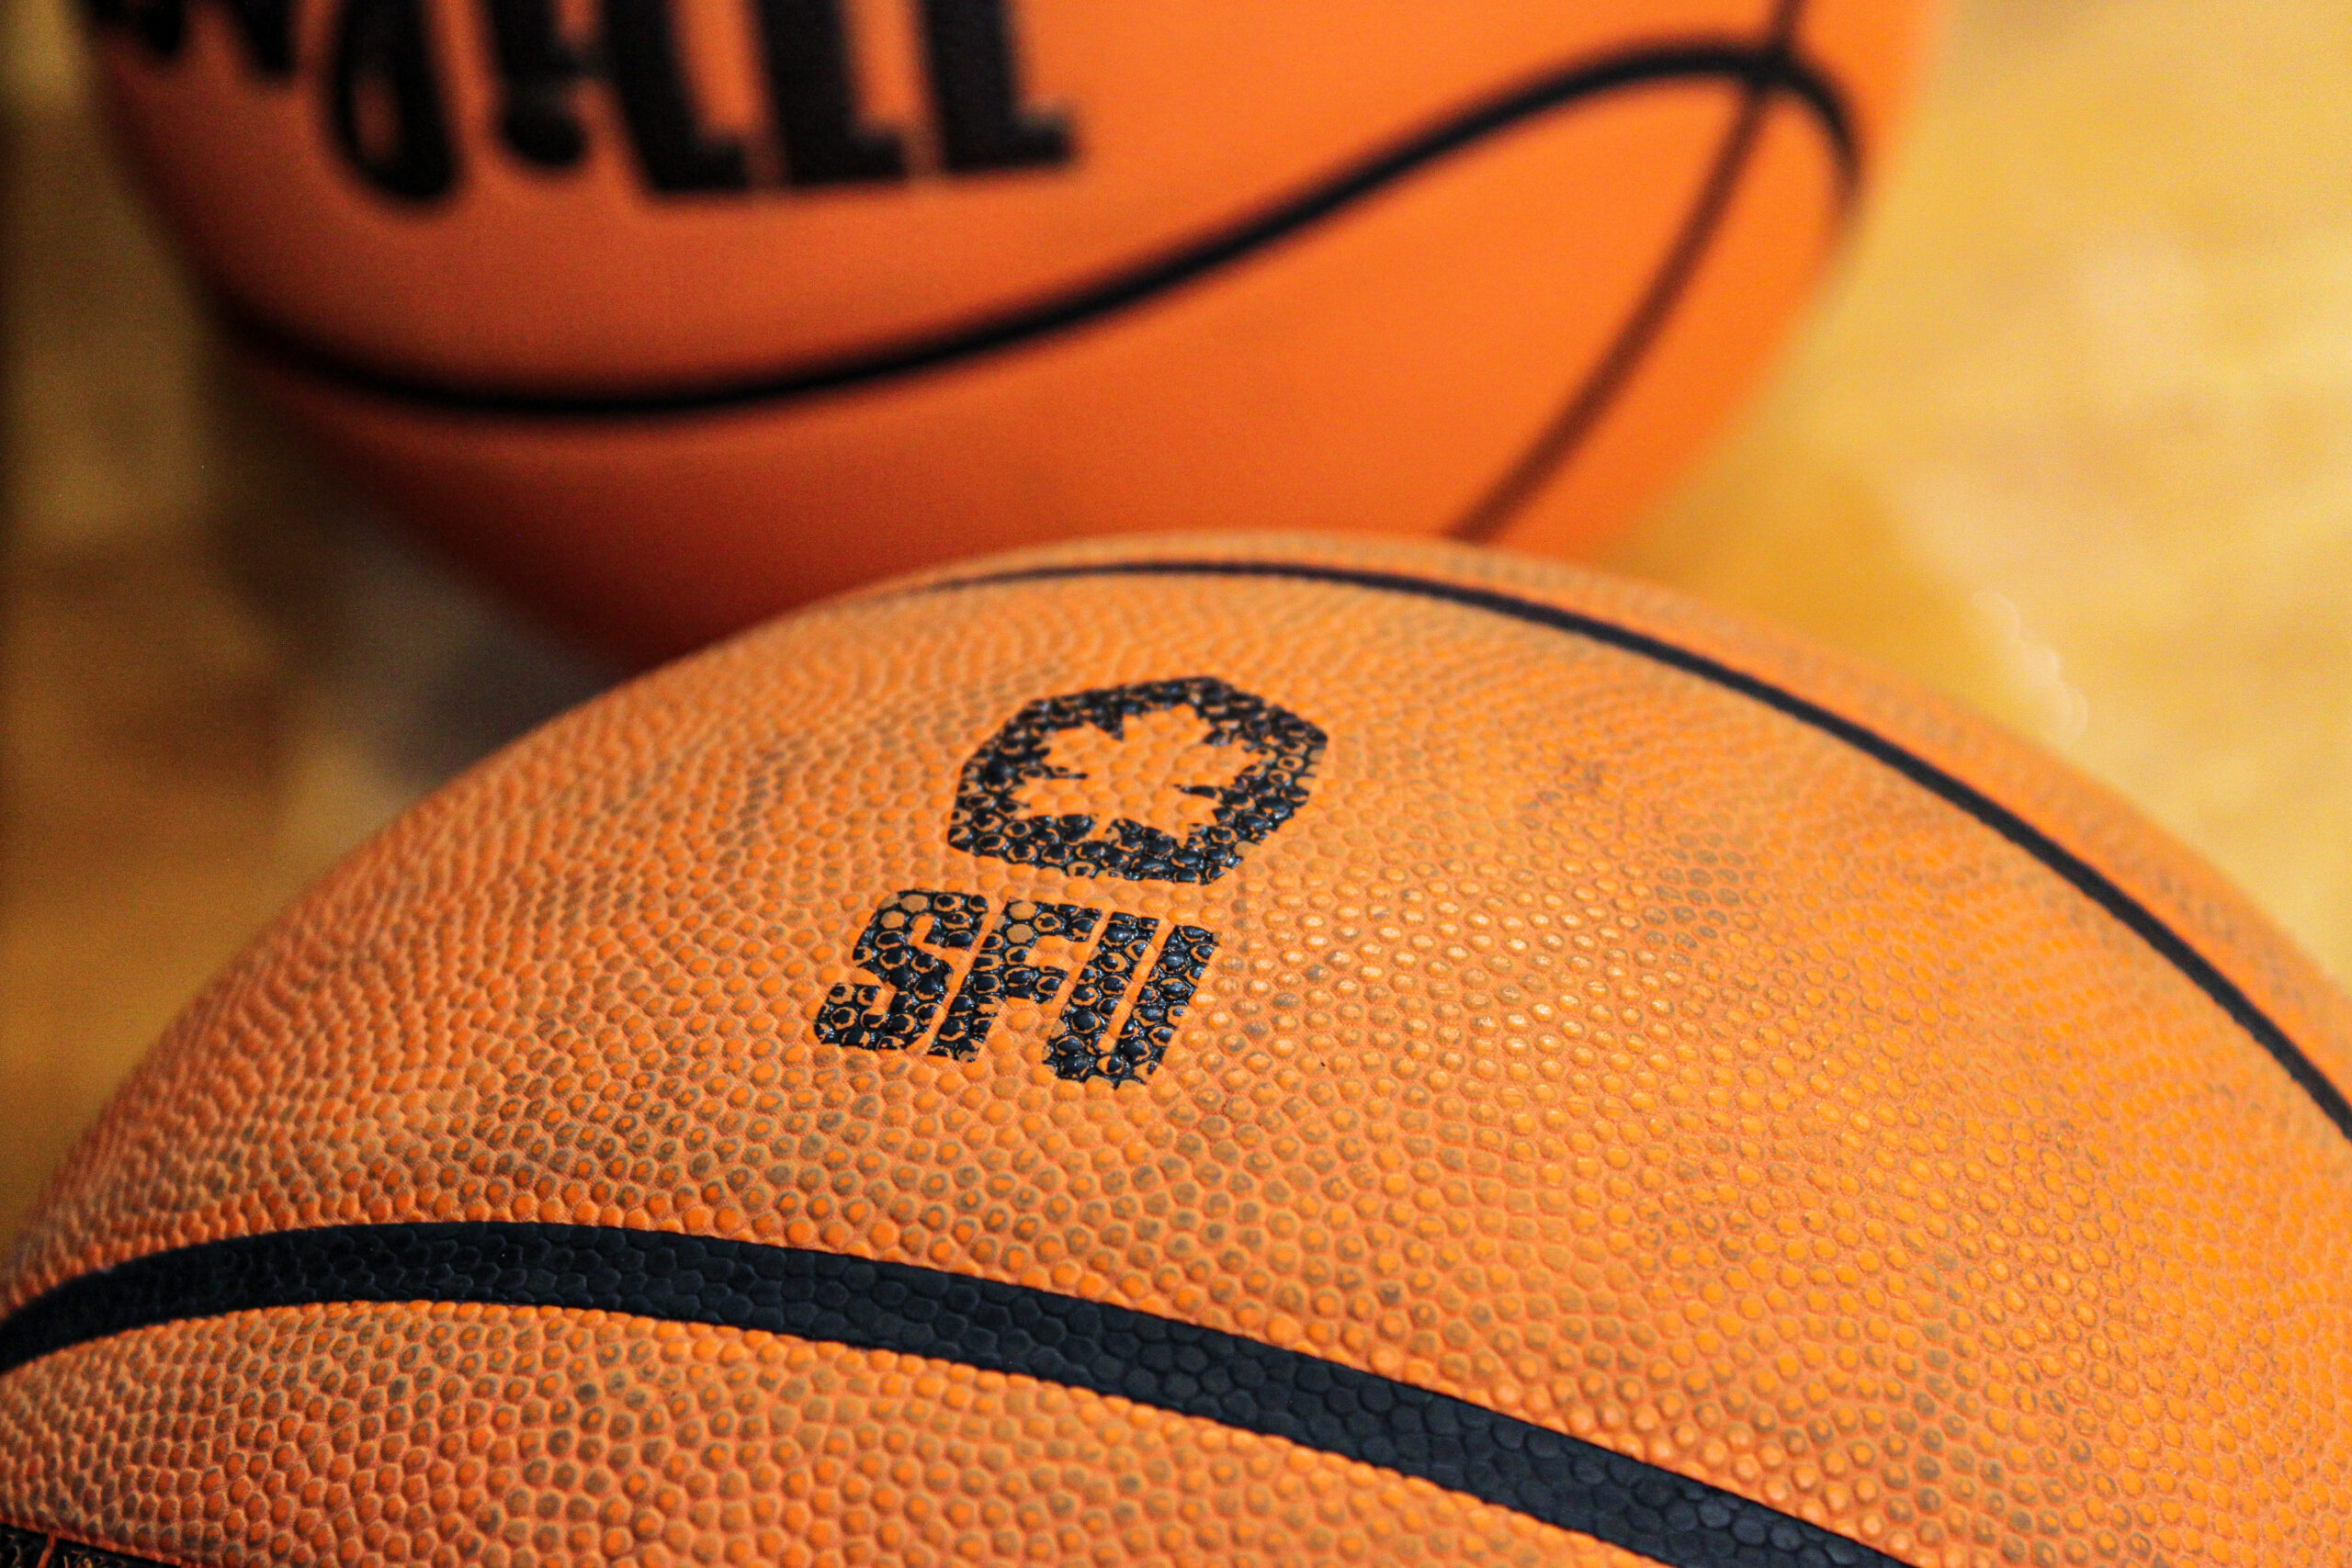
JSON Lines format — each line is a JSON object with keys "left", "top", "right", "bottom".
{"left": 815, "top": 889, "right": 989, "bottom": 1051}
{"left": 81, "top": 0, "right": 296, "bottom": 76}
{"left": 930, "top": 899, "right": 1099, "bottom": 1060}
{"left": 752, "top": 0, "right": 904, "bottom": 186}
{"left": 329, "top": 0, "right": 458, "bottom": 201}
{"left": 1097, "top": 923, "right": 1216, "bottom": 1084}
{"left": 601, "top": 0, "right": 750, "bottom": 191}
{"left": 480, "top": 0, "right": 594, "bottom": 167}
{"left": 917, "top": 0, "right": 1069, "bottom": 173}
{"left": 1045, "top": 910, "right": 1157, "bottom": 1083}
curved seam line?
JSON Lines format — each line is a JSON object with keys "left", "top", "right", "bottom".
{"left": 1449, "top": 0, "right": 1828, "bottom": 543}
{"left": 916, "top": 559, "right": 2352, "bottom": 1145}
{"left": 0, "top": 1519, "right": 191, "bottom": 1568}
{"left": 0, "top": 1225, "right": 1905, "bottom": 1568}
{"left": 220, "top": 39, "right": 1854, "bottom": 420}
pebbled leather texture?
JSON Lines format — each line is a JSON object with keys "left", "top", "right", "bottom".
{"left": 2, "top": 534, "right": 2348, "bottom": 1565}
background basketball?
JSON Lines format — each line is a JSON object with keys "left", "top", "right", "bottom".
{"left": 3, "top": 534, "right": 2348, "bottom": 1566}
{"left": 85, "top": 0, "right": 1928, "bottom": 658}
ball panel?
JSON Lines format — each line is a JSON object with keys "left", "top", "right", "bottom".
{"left": 4, "top": 536, "right": 2346, "bottom": 1563}
{"left": 86, "top": 0, "right": 1930, "bottom": 650}
{"left": 1472, "top": 96, "right": 1847, "bottom": 549}
{"left": 1337, "top": 533, "right": 2352, "bottom": 1118}
{"left": 0, "top": 1303, "right": 1651, "bottom": 1568}
{"left": 252, "top": 82, "right": 1836, "bottom": 659}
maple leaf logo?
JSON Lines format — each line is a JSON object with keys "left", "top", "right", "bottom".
{"left": 1012, "top": 705, "right": 1252, "bottom": 842}
{"left": 948, "top": 677, "right": 1327, "bottom": 886}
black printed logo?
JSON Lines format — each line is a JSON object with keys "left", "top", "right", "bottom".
{"left": 948, "top": 676, "right": 1326, "bottom": 886}
{"left": 813, "top": 679, "right": 1319, "bottom": 1084}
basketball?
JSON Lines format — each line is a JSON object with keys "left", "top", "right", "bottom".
{"left": 85, "top": 1, "right": 1928, "bottom": 658}
{"left": 3, "top": 534, "right": 2346, "bottom": 1566}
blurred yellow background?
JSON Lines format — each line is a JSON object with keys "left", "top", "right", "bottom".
{"left": 4, "top": 0, "right": 2350, "bottom": 1244}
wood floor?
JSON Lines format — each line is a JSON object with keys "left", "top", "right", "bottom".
{"left": 6, "top": 0, "right": 2351, "bottom": 1241}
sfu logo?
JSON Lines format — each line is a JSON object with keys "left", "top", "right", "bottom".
{"left": 816, "top": 678, "right": 1325, "bottom": 1085}
{"left": 85, "top": 0, "right": 1073, "bottom": 203}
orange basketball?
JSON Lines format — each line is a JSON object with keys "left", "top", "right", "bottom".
{"left": 86, "top": 0, "right": 1928, "bottom": 658}
{"left": 4, "top": 534, "right": 2348, "bottom": 1566}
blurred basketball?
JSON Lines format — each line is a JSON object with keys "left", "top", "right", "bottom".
{"left": 85, "top": 0, "right": 1927, "bottom": 658}
{"left": 3, "top": 533, "right": 2346, "bottom": 1565}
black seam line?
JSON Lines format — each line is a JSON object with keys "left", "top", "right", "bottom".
{"left": 0, "top": 1224, "right": 1904, "bottom": 1568}
{"left": 220, "top": 39, "right": 1855, "bottom": 422}
{"left": 0, "top": 1521, "right": 182, "bottom": 1568}
{"left": 921, "top": 559, "right": 2352, "bottom": 1146}
{"left": 1451, "top": 0, "right": 1827, "bottom": 545}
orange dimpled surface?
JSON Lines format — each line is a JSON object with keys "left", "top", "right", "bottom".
{"left": 2, "top": 533, "right": 2349, "bottom": 1567}
{"left": 86, "top": 0, "right": 1930, "bottom": 657}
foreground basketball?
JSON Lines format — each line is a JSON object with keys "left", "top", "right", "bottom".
{"left": 87, "top": 1, "right": 1927, "bottom": 657}
{"left": 6, "top": 534, "right": 2349, "bottom": 1565}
